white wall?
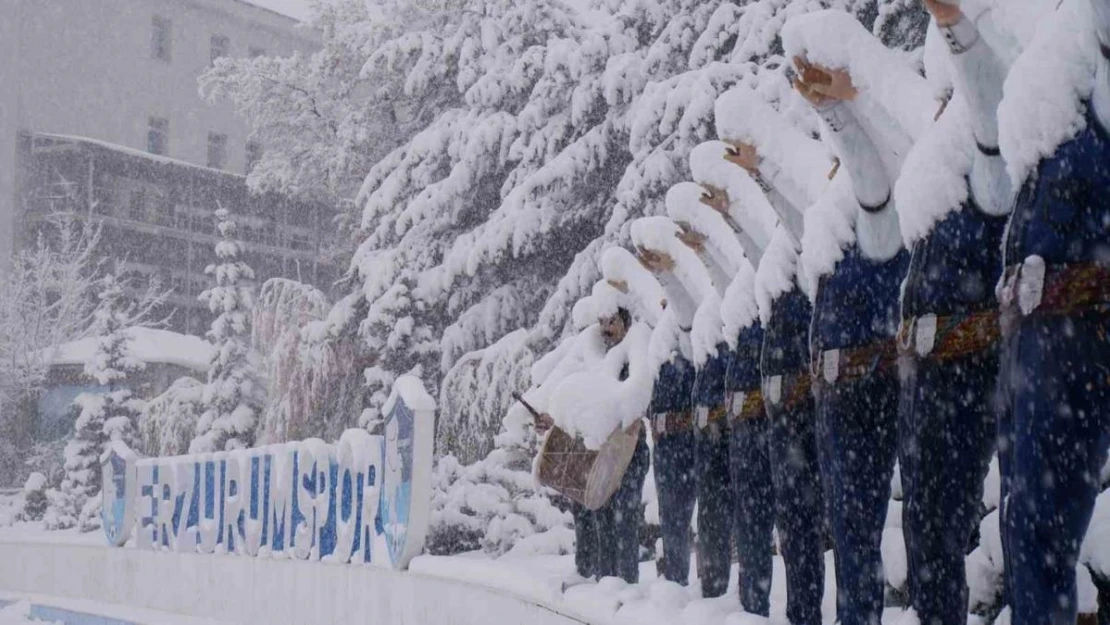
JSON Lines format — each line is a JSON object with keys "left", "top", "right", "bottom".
{"left": 0, "top": 542, "right": 589, "bottom": 625}
{"left": 0, "top": 0, "right": 318, "bottom": 268}
{"left": 0, "top": 1, "right": 22, "bottom": 271}
{"left": 15, "top": 0, "right": 316, "bottom": 174}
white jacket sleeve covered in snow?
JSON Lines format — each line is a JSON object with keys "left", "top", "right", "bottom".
{"left": 942, "top": 13, "right": 1012, "bottom": 216}
{"left": 817, "top": 101, "right": 902, "bottom": 261}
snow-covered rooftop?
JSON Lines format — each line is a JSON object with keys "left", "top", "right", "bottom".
{"left": 241, "top": 0, "right": 309, "bottom": 22}
{"left": 43, "top": 328, "right": 214, "bottom": 373}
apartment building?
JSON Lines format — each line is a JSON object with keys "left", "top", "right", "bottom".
{"left": 0, "top": 0, "right": 333, "bottom": 334}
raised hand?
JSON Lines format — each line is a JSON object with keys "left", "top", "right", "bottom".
{"left": 635, "top": 247, "right": 676, "bottom": 274}
{"left": 606, "top": 278, "right": 630, "bottom": 294}
{"left": 923, "top": 0, "right": 962, "bottom": 27}
{"left": 534, "top": 412, "right": 555, "bottom": 433}
{"left": 674, "top": 222, "right": 708, "bottom": 253}
{"left": 793, "top": 56, "right": 858, "bottom": 106}
{"left": 698, "top": 184, "right": 730, "bottom": 214}
{"left": 723, "top": 141, "right": 761, "bottom": 174}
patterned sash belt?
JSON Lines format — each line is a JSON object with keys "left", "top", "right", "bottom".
{"left": 811, "top": 340, "right": 898, "bottom": 386}
{"left": 727, "top": 389, "right": 766, "bottom": 423}
{"left": 652, "top": 409, "right": 694, "bottom": 437}
{"left": 762, "top": 372, "right": 812, "bottom": 409}
{"left": 897, "top": 309, "right": 1000, "bottom": 361}
{"left": 998, "top": 260, "right": 1110, "bottom": 322}
{"left": 695, "top": 404, "right": 729, "bottom": 430}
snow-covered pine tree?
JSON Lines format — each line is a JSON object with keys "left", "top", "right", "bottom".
{"left": 199, "top": 0, "right": 457, "bottom": 267}
{"left": 316, "top": 0, "right": 759, "bottom": 460}
{"left": 47, "top": 274, "right": 152, "bottom": 531}
{"left": 190, "top": 208, "right": 262, "bottom": 453}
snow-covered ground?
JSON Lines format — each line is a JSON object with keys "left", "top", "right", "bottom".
{"left": 0, "top": 601, "right": 56, "bottom": 625}
{"left": 0, "top": 517, "right": 860, "bottom": 625}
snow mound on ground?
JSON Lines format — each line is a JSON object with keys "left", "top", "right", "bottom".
{"left": 1081, "top": 489, "right": 1110, "bottom": 578}
{"left": 0, "top": 601, "right": 60, "bottom": 625}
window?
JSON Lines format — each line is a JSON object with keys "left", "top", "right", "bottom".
{"left": 210, "top": 35, "right": 229, "bottom": 64}
{"left": 129, "top": 189, "right": 147, "bottom": 222}
{"left": 248, "top": 46, "right": 266, "bottom": 59}
{"left": 151, "top": 16, "right": 172, "bottom": 62}
{"left": 245, "top": 141, "right": 263, "bottom": 174}
{"left": 207, "top": 132, "right": 228, "bottom": 170}
{"left": 147, "top": 117, "right": 169, "bottom": 156}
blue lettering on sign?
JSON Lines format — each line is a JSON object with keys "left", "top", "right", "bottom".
{"left": 133, "top": 438, "right": 386, "bottom": 564}
{"left": 111, "top": 376, "right": 433, "bottom": 571}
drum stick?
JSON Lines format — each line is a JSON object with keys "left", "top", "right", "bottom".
{"left": 512, "top": 392, "right": 543, "bottom": 420}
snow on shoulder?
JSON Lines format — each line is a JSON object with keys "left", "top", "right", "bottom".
{"left": 42, "top": 328, "right": 214, "bottom": 373}
{"left": 998, "top": 0, "right": 1099, "bottom": 187}
{"left": 720, "top": 262, "right": 759, "bottom": 347}
{"left": 99, "top": 439, "right": 139, "bottom": 464}
{"left": 894, "top": 82, "right": 975, "bottom": 245}
{"left": 546, "top": 321, "right": 655, "bottom": 450}
{"left": 755, "top": 227, "right": 802, "bottom": 323}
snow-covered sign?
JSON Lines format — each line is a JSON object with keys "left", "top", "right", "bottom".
{"left": 103, "top": 376, "right": 434, "bottom": 571}
{"left": 100, "top": 442, "right": 138, "bottom": 548}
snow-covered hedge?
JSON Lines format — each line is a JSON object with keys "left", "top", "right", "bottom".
{"left": 427, "top": 447, "right": 573, "bottom": 558}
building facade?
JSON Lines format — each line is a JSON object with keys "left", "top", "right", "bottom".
{"left": 0, "top": 0, "right": 332, "bottom": 334}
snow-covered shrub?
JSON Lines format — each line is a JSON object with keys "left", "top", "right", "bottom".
{"left": 17, "top": 472, "right": 47, "bottom": 522}
{"left": 191, "top": 209, "right": 263, "bottom": 453}
{"left": 41, "top": 486, "right": 76, "bottom": 531}
{"left": 427, "top": 445, "right": 573, "bottom": 558}
{"left": 139, "top": 377, "right": 205, "bottom": 456}
{"left": 438, "top": 330, "right": 535, "bottom": 464}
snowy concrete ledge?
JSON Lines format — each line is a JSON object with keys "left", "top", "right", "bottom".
{"left": 0, "top": 541, "right": 589, "bottom": 625}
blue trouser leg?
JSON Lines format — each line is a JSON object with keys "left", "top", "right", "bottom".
{"left": 654, "top": 429, "right": 697, "bottom": 585}
{"left": 899, "top": 350, "right": 997, "bottom": 625}
{"left": 595, "top": 433, "right": 650, "bottom": 584}
{"left": 767, "top": 393, "right": 826, "bottom": 625}
{"left": 815, "top": 370, "right": 898, "bottom": 625}
{"left": 730, "top": 412, "right": 775, "bottom": 616}
{"left": 572, "top": 502, "right": 599, "bottom": 579}
{"left": 696, "top": 417, "right": 734, "bottom": 597}
{"left": 999, "top": 312, "right": 1110, "bottom": 625}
